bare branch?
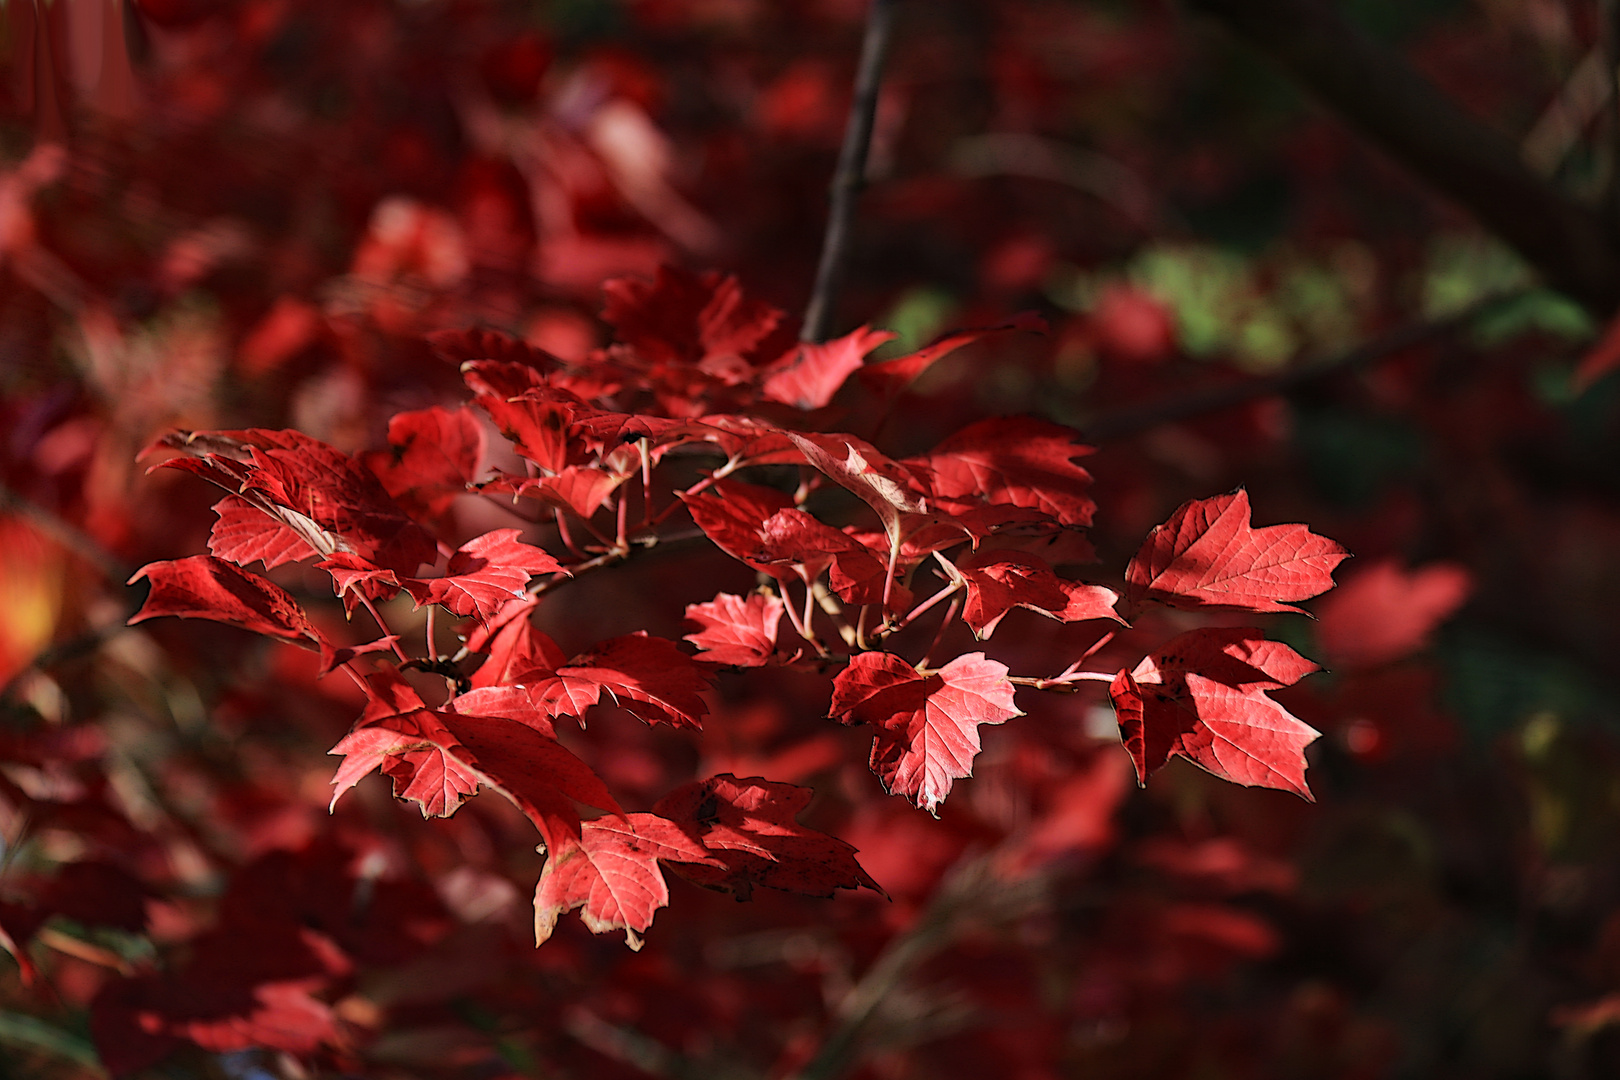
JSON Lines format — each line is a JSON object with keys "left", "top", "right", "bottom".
{"left": 1079, "top": 290, "right": 1524, "bottom": 443}
{"left": 1186, "top": 0, "right": 1620, "bottom": 316}
{"left": 802, "top": 0, "right": 899, "bottom": 343}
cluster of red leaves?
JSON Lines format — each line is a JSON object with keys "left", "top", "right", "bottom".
{"left": 123, "top": 268, "right": 1346, "bottom": 980}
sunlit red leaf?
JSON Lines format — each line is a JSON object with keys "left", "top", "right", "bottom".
{"left": 207, "top": 495, "right": 316, "bottom": 570}
{"left": 486, "top": 464, "right": 626, "bottom": 519}
{"left": 680, "top": 479, "right": 796, "bottom": 569}
{"left": 328, "top": 710, "right": 481, "bottom": 818}
{"left": 683, "top": 591, "right": 784, "bottom": 666}
{"left": 157, "top": 429, "right": 437, "bottom": 577}
{"left": 857, "top": 312, "right": 1045, "bottom": 402}
{"left": 760, "top": 325, "right": 895, "bottom": 410}
{"left": 129, "top": 556, "right": 319, "bottom": 647}
{"left": 363, "top": 405, "right": 485, "bottom": 519}
{"left": 654, "top": 774, "right": 882, "bottom": 899}
{"left": 403, "top": 529, "right": 563, "bottom": 622}
{"left": 534, "top": 633, "right": 713, "bottom": 729}
{"left": 951, "top": 549, "right": 1122, "bottom": 638}
{"left": 533, "top": 812, "right": 718, "bottom": 950}
{"left": 1124, "top": 490, "right": 1348, "bottom": 614}
{"left": 830, "top": 652, "right": 1022, "bottom": 814}
{"left": 1109, "top": 627, "right": 1322, "bottom": 799}
{"left": 913, "top": 416, "right": 1096, "bottom": 527}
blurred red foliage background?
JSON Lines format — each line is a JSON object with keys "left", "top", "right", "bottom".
{"left": 5, "top": 1, "right": 1620, "bottom": 1078}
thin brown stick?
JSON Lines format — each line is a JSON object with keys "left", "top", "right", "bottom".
{"left": 802, "top": 0, "right": 899, "bottom": 343}
{"left": 1604, "top": 0, "right": 1620, "bottom": 223}
{"left": 792, "top": 857, "right": 1047, "bottom": 1080}
{"left": 1078, "top": 290, "right": 1524, "bottom": 443}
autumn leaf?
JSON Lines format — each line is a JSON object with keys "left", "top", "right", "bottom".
{"left": 533, "top": 812, "right": 718, "bottom": 950}
{"left": 129, "top": 556, "right": 319, "bottom": 647}
{"left": 331, "top": 674, "right": 619, "bottom": 834}
{"left": 1124, "top": 490, "right": 1348, "bottom": 614}
{"left": 156, "top": 429, "right": 437, "bottom": 577}
{"left": 654, "top": 774, "right": 882, "bottom": 899}
{"left": 472, "top": 390, "right": 576, "bottom": 473}
{"left": 680, "top": 480, "right": 796, "bottom": 569}
{"left": 402, "top": 528, "right": 564, "bottom": 622}
{"left": 949, "top": 549, "right": 1122, "bottom": 638}
{"left": 328, "top": 709, "right": 482, "bottom": 818}
{"left": 1109, "top": 627, "right": 1322, "bottom": 799}
{"left": 760, "top": 325, "right": 895, "bottom": 410}
{"left": 1313, "top": 558, "right": 1472, "bottom": 669}
{"left": 830, "top": 652, "right": 1022, "bottom": 814}
{"left": 362, "top": 405, "right": 485, "bottom": 520}
{"left": 857, "top": 312, "right": 1046, "bottom": 403}
{"left": 429, "top": 326, "right": 561, "bottom": 373}
{"left": 513, "top": 633, "right": 714, "bottom": 729}
{"left": 207, "top": 495, "right": 318, "bottom": 570}
{"left": 467, "top": 597, "right": 568, "bottom": 686}
{"left": 315, "top": 552, "right": 402, "bottom": 613}
{"left": 602, "top": 266, "right": 785, "bottom": 369}
{"left": 683, "top": 591, "right": 784, "bottom": 666}
{"left": 486, "top": 464, "right": 627, "bottom": 519}
{"left": 911, "top": 416, "right": 1097, "bottom": 528}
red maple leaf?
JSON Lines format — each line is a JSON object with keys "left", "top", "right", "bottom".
{"left": 948, "top": 549, "right": 1122, "bottom": 638}
{"left": 466, "top": 597, "right": 567, "bottom": 686}
{"left": 485, "top": 464, "right": 627, "bottom": 519}
{"left": 754, "top": 509, "right": 910, "bottom": 609}
{"left": 428, "top": 326, "right": 561, "bottom": 373}
{"left": 533, "top": 812, "right": 718, "bottom": 950}
{"left": 403, "top": 528, "right": 563, "bottom": 622}
{"left": 1109, "top": 627, "right": 1322, "bottom": 799}
{"left": 331, "top": 675, "right": 619, "bottom": 833}
{"left": 1125, "top": 490, "right": 1348, "bottom": 614}
{"left": 910, "top": 416, "right": 1096, "bottom": 527}
{"left": 129, "top": 556, "right": 318, "bottom": 648}
{"left": 857, "top": 312, "right": 1046, "bottom": 403}
{"left": 786, "top": 431, "right": 959, "bottom": 608}
{"left": 155, "top": 429, "right": 437, "bottom": 577}
{"left": 654, "top": 774, "right": 882, "bottom": 899}
{"left": 473, "top": 390, "right": 578, "bottom": 473}
{"left": 680, "top": 479, "right": 796, "bottom": 568}
{"left": 314, "top": 552, "right": 402, "bottom": 615}
{"left": 362, "top": 405, "right": 485, "bottom": 520}
{"left": 207, "top": 495, "right": 317, "bottom": 570}
{"left": 601, "top": 266, "right": 786, "bottom": 370}
{"left": 830, "top": 652, "right": 1022, "bottom": 814}
{"left": 328, "top": 709, "right": 482, "bottom": 818}
{"left": 759, "top": 325, "right": 895, "bottom": 410}
{"left": 683, "top": 591, "right": 784, "bottom": 666}
{"left": 514, "top": 633, "right": 714, "bottom": 729}
{"left": 1313, "top": 558, "right": 1472, "bottom": 669}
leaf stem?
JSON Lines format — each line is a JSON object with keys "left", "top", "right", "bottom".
{"left": 358, "top": 596, "right": 411, "bottom": 664}
{"left": 1007, "top": 671, "right": 1115, "bottom": 691}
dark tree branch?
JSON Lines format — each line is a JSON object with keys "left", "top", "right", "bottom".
{"left": 1603, "top": 0, "right": 1620, "bottom": 222}
{"left": 1079, "top": 290, "right": 1525, "bottom": 443}
{"left": 802, "top": 0, "right": 899, "bottom": 343}
{"left": 1186, "top": 0, "right": 1620, "bottom": 316}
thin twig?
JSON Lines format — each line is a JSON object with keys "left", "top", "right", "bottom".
{"left": 0, "top": 482, "right": 133, "bottom": 584}
{"left": 802, "top": 0, "right": 899, "bottom": 343}
{"left": 792, "top": 856, "right": 1048, "bottom": 1080}
{"left": 1188, "top": 0, "right": 1620, "bottom": 314}
{"left": 1605, "top": 0, "right": 1620, "bottom": 225}
{"left": 1078, "top": 290, "right": 1524, "bottom": 442}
